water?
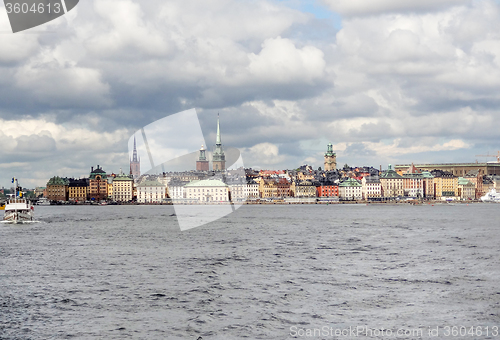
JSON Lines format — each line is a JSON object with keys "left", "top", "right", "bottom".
{"left": 1, "top": 204, "right": 499, "bottom": 339}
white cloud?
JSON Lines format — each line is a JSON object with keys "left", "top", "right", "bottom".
{"left": 322, "top": 0, "right": 472, "bottom": 16}
{"left": 248, "top": 37, "right": 326, "bottom": 84}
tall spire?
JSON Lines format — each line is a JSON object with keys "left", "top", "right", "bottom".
{"left": 212, "top": 112, "right": 226, "bottom": 171}
{"left": 132, "top": 136, "right": 138, "bottom": 162}
{"left": 216, "top": 112, "right": 221, "bottom": 145}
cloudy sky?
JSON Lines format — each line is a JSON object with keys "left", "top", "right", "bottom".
{"left": 1, "top": 0, "right": 500, "bottom": 187}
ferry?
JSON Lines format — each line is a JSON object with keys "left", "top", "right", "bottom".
{"left": 480, "top": 188, "right": 500, "bottom": 203}
{"left": 2, "top": 178, "right": 34, "bottom": 223}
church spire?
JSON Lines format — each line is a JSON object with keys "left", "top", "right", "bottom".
{"left": 212, "top": 112, "right": 226, "bottom": 171}
{"left": 216, "top": 112, "right": 221, "bottom": 145}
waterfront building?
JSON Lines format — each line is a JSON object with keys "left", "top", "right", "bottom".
{"left": 196, "top": 145, "right": 209, "bottom": 171}
{"left": 464, "top": 170, "right": 483, "bottom": 199}
{"left": 168, "top": 178, "right": 189, "bottom": 199}
{"left": 402, "top": 164, "right": 424, "bottom": 198}
{"left": 431, "top": 169, "right": 458, "bottom": 200}
{"left": 112, "top": 172, "right": 134, "bottom": 202}
{"left": 185, "top": 179, "right": 229, "bottom": 202}
{"left": 46, "top": 176, "right": 69, "bottom": 201}
{"left": 68, "top": 178, "right": 88, "bottom": 202}
{"left": 458, "top": 177, "right": 475, "bottom": 200}
{"left": 246, "top": 179, "right": 259, "bottom": 200}
{"left": 227, "top": 176, "right": 247, "bottom": 202}
{"left": 380, "top": 165, "right": 404, "bottom": 198}
{"left": 421, "top": 171, "right": 435, "bottom": 198}
{"left": 137, "top": 180, "right": 166, "bottom": 203}
{"left": 130, "top": 136, "right": 141, "bottom": 180}
{"left": 291, "top": 180, "right": 316, "bottom": 198}
{"left": 259, "top": 178, "right": 278, "bottom": 198}
{"left": 276, "top": 178, "right": 292, "bottom": 198}
{"left": 316, "top": 181, "right": 339, "bottom": 198}
{"left": 339, "top": 178, "right": 362, "bottom": 200}
{"left": 361, "top": 175, "right": 381, "bottom": 200}
{"left": 324, "top": 143, "right": 337, "bottom": 171}
{"left": 212, "top": 114, "right": 226, "bottom": 171}
{"left": 395, "top": 162, "right": 500, "bottom": 177}
{"left": 89, "top": 165, "right": 108, "bottom": 201}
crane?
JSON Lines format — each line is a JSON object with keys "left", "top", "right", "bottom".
{"left": 475, "top": 151, "right": 500, "bottom": 162}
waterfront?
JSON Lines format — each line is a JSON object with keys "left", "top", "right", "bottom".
{"left": 1, "top": 205, "right": 499, "bottom": 339}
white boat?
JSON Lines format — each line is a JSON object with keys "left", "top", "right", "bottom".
{"left": 2, "top": 178, "right": 35, "bottom": 223}
{"left": 480, "top": 188, "right": 500, "bottom": 202}
{"left": 36, "top": 197, "right": 51, "bottom": 206}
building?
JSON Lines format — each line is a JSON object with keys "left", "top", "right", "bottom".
{"left": 259, "top": 178, "right": 278, "bottom": 198}
{"left": 458, "top": 177, "right": 475, "bottom": 200}
{"left": 291, "top": 180, "right": 316, "bottom": 198}
{"left": 212, "top": 114, "right": 226, "bottom": 171}
{"left": 196, "top": 145, "right": 209, "bottom": 171}
{"left": 46, "top": 176, "right": 69, "bottom": 201}
{"left": 431, "top": 169, "right": 458, "bottom": 200}
{"left": 361, "top": 175, "right": 381, "bottom": 200}
{"left": 89, "top": 165, "right": 108, "bottom": 201}
{"left": 185, "top": 179, "right": 229, "bottom": 202}
{"left": 324, "top": 143, "right": 337, "bottom": 171}
{"left": 68, "top": 178, "right": 88, "bottom": 202}
{"left": 421, "top": 171, "right": 435, "bottom": 198}
{"left": 316, "top": 181, "right": 339, "bottom": 198}
{"left": 34, "top": 186, "right": 46, "bottom": 198}
{"left": 402, "top": 164, "right": 424, "bottom": 198}
{"left": 137, "top": 180, "right": 166, "bottom": 203}
{"left": 130, "top": 136, "right": 141, "bottom": 179}
{"left": 168, "top": 178, "right": 189, "bottom": 199}
{"left": 380, "top": 165, "right": 404, "bottom": 198}
{"left": 395, "top": 162, "right": 500, "bottom": 177}
{"left": 339, "top": 178, "right": 362, "bottom": 200}
{"left": 112, "top": 173, "right": 134, "bottom": 202}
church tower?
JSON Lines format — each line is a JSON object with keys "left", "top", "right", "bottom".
{"left": 196, "top": 145, "right": 209, "bottom": 171}
{"left": 324, "top": 143, "right": 336, "bottom": 171}
{"left": 212, "top": 113, "right": 226, "bottom": 171}
{"left": 130, "top": 136, "right": 141, "bottom": 179}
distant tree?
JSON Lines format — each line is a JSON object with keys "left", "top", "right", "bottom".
{"left": 318, "top": 167, "right": 322, "bottom": 171}
{"left": 343, "top": 164, "right": 350, "bottom": 170}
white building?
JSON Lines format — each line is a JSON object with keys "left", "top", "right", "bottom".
{"left": 339, "top": 178, "right": 362, "bottom": 200}
{"left": 112, "top": 174, "right": 134, "bottom": 202}
{"left": 137, "top": 180, "right": 166, "bottom": 203}
{"left": 168, "top": 179, "right": 189, "bottom": 200}
{"left": 185, "top": 179, "right": 229, "bottom": 202}
{"left": 246, "top": 180, "right": 259, "bottom": 200}
{"left": 362, "top": 176, "right": 381, "bottom": 200}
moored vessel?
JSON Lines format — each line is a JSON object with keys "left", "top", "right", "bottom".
{"left": 480, "top": 188, "right": 500, "bottom": 202}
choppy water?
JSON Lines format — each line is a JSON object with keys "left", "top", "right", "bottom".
{"left": 1, "top": 204, "right": 499, "bottom": 339}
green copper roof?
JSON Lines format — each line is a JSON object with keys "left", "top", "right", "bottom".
{"left": 114, "top": 174, "right": 133, "bottom": 181}
{"left": 47, "top": 176, "right": 69, "bottom": 185}
{"left": 185, "top": 179, "right": 227, "bottom": 187}
{"left": 324, "top": 143, "right": 335, "bottom": 157}
{"left": 458, "top": 177, "right": 473, "bottom": 185}
{"left": 339, "top": 178, "right": 361, "bottom": 187}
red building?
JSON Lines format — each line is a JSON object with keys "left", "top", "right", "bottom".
{"left": 316, "top": 182, "right": 339, "bottom": 197}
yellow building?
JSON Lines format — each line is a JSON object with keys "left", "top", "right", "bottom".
{"left": 68, "top": 179, "right": 88, "bottom": 202}
{"left": 431, "top": 170, "right": 458, "bottom": 200}
{"left": 259, "top": 178, "right": 278, "bottom": 198}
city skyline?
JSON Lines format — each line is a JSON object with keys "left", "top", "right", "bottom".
{"left": 1, "top": 0, "right": 500, "bottom": 187}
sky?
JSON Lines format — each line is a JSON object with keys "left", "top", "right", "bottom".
{"left": 1, "top": 0, "right": 500, "bottom": 187}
